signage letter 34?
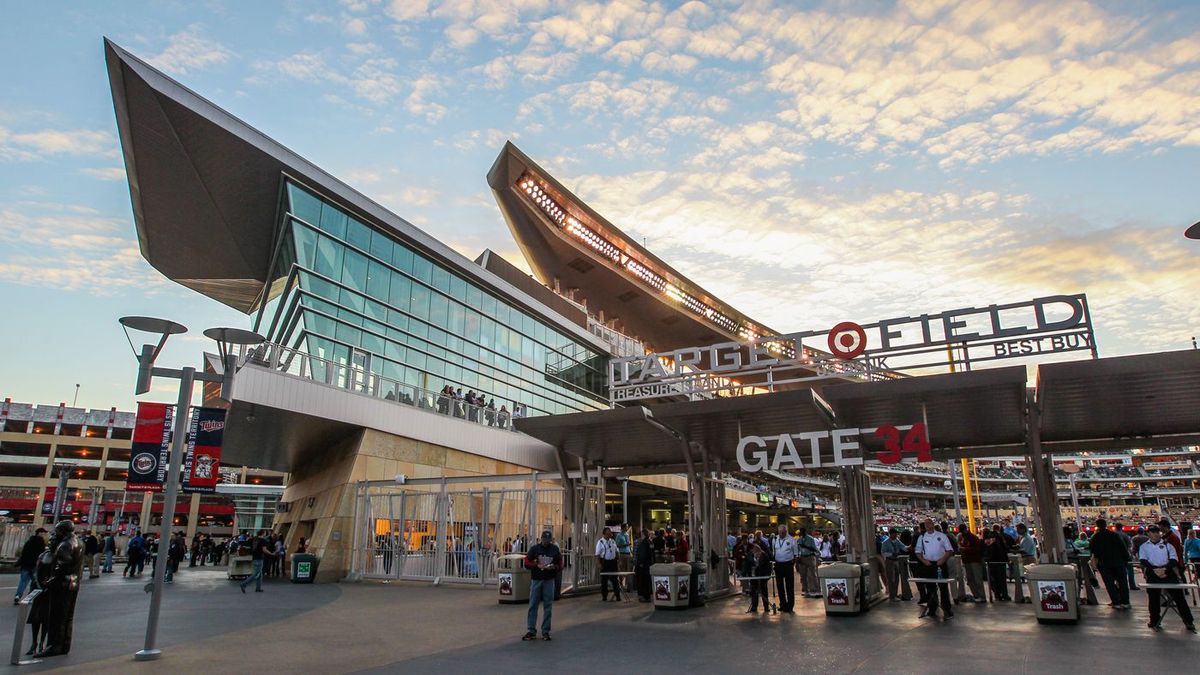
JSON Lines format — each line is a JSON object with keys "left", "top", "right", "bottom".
{"left": 873, "top": 423, "right": 931, "bottom": 464}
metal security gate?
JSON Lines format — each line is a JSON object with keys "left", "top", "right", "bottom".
{"left": 351, "top": 479, "right": 565, "bottom": 586}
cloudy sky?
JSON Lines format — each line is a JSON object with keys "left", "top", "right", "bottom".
{"left": 1, "top": 0, "right": 1197, "bottom": 412}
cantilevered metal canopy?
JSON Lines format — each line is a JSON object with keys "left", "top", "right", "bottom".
{"left": 517, "top": 389, "right": 833, "bottom": 469}
{"left": 521, "top": 350, "right": 1200, "bottom": 469}
{"left": 822, "top": 366, "right": 1029, "bottom": 459}
{"left": 1038, "top": 349, "right": 1200, "bottom": 452}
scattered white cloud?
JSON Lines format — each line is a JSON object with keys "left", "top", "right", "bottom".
{"left": 80, "top": 167, "right": 126, "bottom": 181}
{"left": 145, "top": 26, "right": 232, "bottom": 75}
{"left": 0, "top": 127, "right": 115, "bottom": 161}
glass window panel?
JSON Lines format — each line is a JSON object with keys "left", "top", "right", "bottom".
{"left": 464, "top": 311, "right": 481, "bottom": 343}
{"left": 429, "top": 293, "right": 449, "bottom": 328}
{"left": 450, "top": 275, "right": 467, "bottom": 301}
{"left": 412, "top": 255, "right": 432, "bottom": 283}
{"left": 466, "top": 284, "right": 482, "bottom": 310}
{"left": 494, "top": 302, "right": 510, "bottom": 328}
{"left": 382, "top": 359, "right": 403, "bottom": 384}
{"left": 409, "top": 284, "right": 430, "bottom": 318}
{"left": 480, "top": 318, "right": 495, "bottom": 350}
{"left": 392, "top": 243, "right": 414, "bottom": 272}
{"left": 481, "top": 293, "right": 496, "bottom": 318}
{"left": 343, "top": 250, "right": 368, "bottom": 292}
{"left": 365, "top": 299, "right": 387, "bottom": 322}
{"left": 370, "top": 229, "right": 393, "bottom": 261}
{"left": 388, "top": 272, "right": 411, "bottom": 312}
{"left": 335, "top": 323, "right": 362, "bottom": 346}
{"left": 407, "top": 350, "right": 426, "bottom": 371}
{"left": 313, "top": 234, "right": 344, "bottom": 280}
{"left": 385, "top": 340, "right": 406, "bottom": 363}
{"left": 363, "top": 318, "right": 387, "bottom": 338}
{"left": 362, "top": 332, "right": 385, "bottom": 357}
{"left": 366, "top": 260, "right": 389, "bottom": 301}
{"left": 288, "top": 183, "right": 323, "bottom": 224}
{"left": 318, "top": 202, "right": 348, "bottom": 240}
{"left": 431, "top": 265, "right": 451, "bottom": 293}
{"left": 347, "top": 217, "right": 372, "bottom": 251}
{"left": 409, "top": 320, "right": 427, "bottom": 339}
{"left": 340, "top": 287, "right": 365, "bottom": 313}
{"left": 387, "top": 311, "right": 409, "bottom": 333}
{"left": 291, "top": 221, "right": 318, "bottom": 269}
{"left": 337, "top": 306, "right": 363, "bottom": 326}
{"left": 449, "top": 302, "right": 466, "bottom": 336}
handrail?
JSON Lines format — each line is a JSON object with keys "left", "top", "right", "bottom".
{"left": 236, "top": 342, "right": 527, "bottom": 431}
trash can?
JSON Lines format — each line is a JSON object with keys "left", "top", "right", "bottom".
{"left": 291, "top": 553, "right": 319, "bottom": 583}
{"left": 497, "top": 553, "right": 530, "bottom": 604}
{"left": 818, "top": 561, "right": 866, "bottom": 615}
{"left": 1026, "top": 563, "right": 1079, "bottom": 624}
{"left": 689, "top": 561, "right": 707, "bottom": 607}
{"left": 651, "top": 562, "right": 692, "bottom": 610}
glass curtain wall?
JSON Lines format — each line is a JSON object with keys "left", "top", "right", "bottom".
{"left": 256, "top": 179, "right": 608, "bottom": 418}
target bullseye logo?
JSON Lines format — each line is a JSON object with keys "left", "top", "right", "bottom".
{"left": 827, "top": 321, "right": 867, "bottom": 360}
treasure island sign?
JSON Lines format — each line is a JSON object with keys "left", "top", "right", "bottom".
{"left": 610, "top": 293, "right": 1095, "bottom": 403}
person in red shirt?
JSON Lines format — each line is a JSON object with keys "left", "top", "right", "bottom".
{"left": 673, "top": 531, "right": 690, "bottom": 562}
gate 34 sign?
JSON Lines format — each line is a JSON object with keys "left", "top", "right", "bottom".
{"left": 736, "top": 423, "right": 930, "bottom": 472}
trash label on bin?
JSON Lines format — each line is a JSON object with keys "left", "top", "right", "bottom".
{"left": 498, "top": 573, "right": 513, "bottom": 595}
{"left": 698, "top": 573, "right": 707, "bottom": 596}
{"left": 825, "top": 579, "right": 849, "bottom": 605}
{"left": 1037, "top": 581, "right": 1068, "bottom": 612}
{"left": 297, "top": 562, "right": 312, "bottom": 579}
{"left": 654, "top": 576, "right": 671, "bottom": 600}
{"left": 677, "top": 578, "right": 689, "bottom": 600}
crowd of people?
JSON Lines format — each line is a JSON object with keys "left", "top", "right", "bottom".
{"left": 427, "top": 384, "right": 527, "bottom": 429}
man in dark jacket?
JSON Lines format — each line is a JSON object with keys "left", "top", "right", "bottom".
{"left": 523, "top": 530, "right": 561, "bottom": 641}
{"left": 15, "top": 528, "right": 48, "bottom": 603}
{"left": 81, "top": 530, "right": 100, "bottom": 579}
{"left": 1089, "top": 518, "right": 1130, "bottom": 609}
{"left": 982, "top": 529, "right": 1011, "bottom": 601}
{"left": 633, "top": 529, "right": 653, "bottom": 602}
{"left": 742, "top": 543, "right": 773, "bottom": 613}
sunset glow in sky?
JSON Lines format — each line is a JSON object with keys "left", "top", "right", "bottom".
{"left": 1, "top": 0, "right": 1197, "bottom": 410}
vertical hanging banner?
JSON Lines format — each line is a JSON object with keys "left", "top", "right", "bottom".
{"left": 183, "top": 407, "right": 225, "bottom": 493}
{"left": 128, "top": 401, "right": 173, "bottom": 492}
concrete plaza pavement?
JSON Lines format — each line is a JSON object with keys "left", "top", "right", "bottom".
{"left": 0, "top": 568, "right": 1194, "bottom": 673}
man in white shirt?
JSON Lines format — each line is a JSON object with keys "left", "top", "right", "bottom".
{"left": 1139, "top": 525, "right": 1195, "bottom": 632}
{"left": 772, "top": 524, "right": 798, "bottom": 613}
{"left": 915, "top": 519, "right": 954, "bottom": 620}
{"left": 596, "top": 527, "right": 621, "bottom": 602}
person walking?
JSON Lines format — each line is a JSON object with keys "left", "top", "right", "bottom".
{"left": 1138, "top": 525, "right": 1195, "bottom": 632}
{"left": 797, "top": 528, "right": 821, "bottom": 598}
{"left": 101, "top": 531, "right": 116, "bottom": 573}
{"left": 982, "top": 529, "right": 1011, "bottom": 601}
{"left": 596, "top": 527, "right": 621, "bottom": 601}
{"left": 165, "top": 532, "right": 186, "bottom": 583}
{"left": 915, "top": 519, "right": 954, "bottom": 620}
{"left": 1113, "top": 523, "right": 1139, "bottom": 591}
{"left": 14, "top": 528, "right": 47, "bottom": 604}
{"left": 523, "top": 530, "right": 561, "bottom": 641}
{"left": 633, "top": 529, "right": 653, "bottom": 602}
{"left": 743, "top": 543, "right": 772, "bottom": 613}
{"left": 957, "top": 524, "right": 985, "bottom": 602}
{"left": 1089, "top": 518, "right": 1130, "bottom": 609}
{"left": 123, "top": 531, "right": 145, "bottom": 578}
{"left": 615, "top": 524, "right": 632, "bottom": 573}
{"left": 881, "top": 528, "right": 908, "bottom": 601}
{"left": 239, "top": 530, "right": 272, "bottom": 593}
{"left": 771, "top": 524, "right": 797, "bottom": 613}
{"left": 81, "top": 530, "right": 101, "bottom": 580}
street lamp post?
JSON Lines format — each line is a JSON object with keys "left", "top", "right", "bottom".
{"left": 119, "top": 317, "right": 263, "bottom": 662}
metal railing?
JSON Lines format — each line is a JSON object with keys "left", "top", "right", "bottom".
{"left": 237, "top": 342, "right": 525, "bottom": 431}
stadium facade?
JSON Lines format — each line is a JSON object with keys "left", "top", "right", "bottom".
{"left": 102, "top": 40, "right": 1200, "bottom": 581}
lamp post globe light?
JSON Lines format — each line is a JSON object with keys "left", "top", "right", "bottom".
{"left": 118, "top": 316, "right": 263, "bottom": 661}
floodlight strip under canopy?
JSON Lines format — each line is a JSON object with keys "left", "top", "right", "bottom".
{"left": 515, "top": 171, "right": 771, "bottom": 346}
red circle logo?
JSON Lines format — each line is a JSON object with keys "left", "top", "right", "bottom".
{"left": 827, "top": 322, "right": 867, "bottom": 359}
